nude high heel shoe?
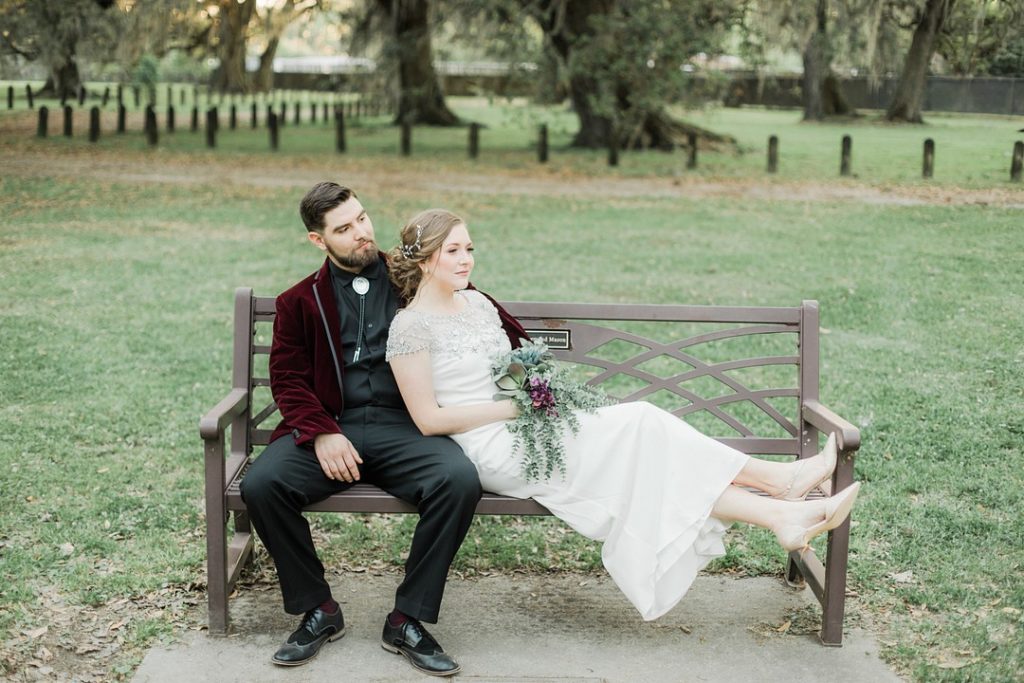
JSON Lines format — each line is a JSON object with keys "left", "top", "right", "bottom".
{"left": 773, "top": 433, "right": 837, "bottom": 501}
{"left": 774, "top": 481, "right": 861, "bottom": 553}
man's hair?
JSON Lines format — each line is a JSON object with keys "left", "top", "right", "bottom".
{"left": 299, "top": 182, "right": 357, "bottom": 233}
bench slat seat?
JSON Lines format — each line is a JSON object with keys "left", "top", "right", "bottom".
{"left": 202, "top": 288, "right": 859, "bottom": 645}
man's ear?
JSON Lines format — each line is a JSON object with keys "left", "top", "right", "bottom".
{"left": 308, "top": 231, "right": 327, "bottom": 251}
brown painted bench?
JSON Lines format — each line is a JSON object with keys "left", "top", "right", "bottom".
{"left": 201, "top": 287, "right": 860, "bottom": 644}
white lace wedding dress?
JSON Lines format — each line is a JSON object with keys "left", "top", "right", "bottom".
{"left": 386, "top": 289, "right": 749, "bottom": 620}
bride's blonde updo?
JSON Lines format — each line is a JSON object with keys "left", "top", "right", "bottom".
{"left": 388, "top": 208, "right": 466, "bottom": 301}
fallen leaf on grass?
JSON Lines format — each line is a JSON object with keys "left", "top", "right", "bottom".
{"left": 775, "top": 620, "right": 791, "bottom": 634}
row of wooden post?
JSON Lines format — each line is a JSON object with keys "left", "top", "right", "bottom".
{"left": 8, "top": 83, "right": 389, "bottom": 122}
{"left": 31, "top": 104, "right": 1024, "bottom": 182}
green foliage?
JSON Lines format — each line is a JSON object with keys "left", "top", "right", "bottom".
{"left": 132, "top": 54, "right": 160, "bottom": 101}
{"left": 570, "top": 0, "right": 738, "bottom": 141}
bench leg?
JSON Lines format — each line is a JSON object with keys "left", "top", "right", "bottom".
{"left": 819, "top": 518, "right": 850, "bottom": 646}
{"left": 785, "top": 555, "right": 806, "bottom": 588}
{"left": 205, "top": 438, "right": 230, "bottom": 636}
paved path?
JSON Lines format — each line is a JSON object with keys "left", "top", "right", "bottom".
{"left": 133, "top": 573, "right": 901, "bottom": 682}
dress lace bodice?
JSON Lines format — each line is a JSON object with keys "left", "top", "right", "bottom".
{"left": 386, "top": 289, "right": 512, "bottom": 410}
{"left": 386, "top": 289, "right": 511, "bottom": 362}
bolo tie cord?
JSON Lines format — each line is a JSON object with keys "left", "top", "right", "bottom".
{"left": 353, "top": 293, "right": 366, "bottom": 362}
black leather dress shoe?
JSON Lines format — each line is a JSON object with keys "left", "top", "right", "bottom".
{"left": 271, "top": 606, "right": 346, "bottom": 666}
{"left": 381, "top": 617, "right": 461, "bottom": 677}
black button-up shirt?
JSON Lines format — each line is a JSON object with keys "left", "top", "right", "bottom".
{"left": 328, "top": 258, "right": 404, "bottom": 410}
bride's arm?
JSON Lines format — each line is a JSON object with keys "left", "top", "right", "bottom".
{"left": 390, "top": 350, "right": 518, "bottom": 436}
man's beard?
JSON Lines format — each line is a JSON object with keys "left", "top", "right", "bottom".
{"left": 327, "top": 240, "right": 378, "bottom": 270}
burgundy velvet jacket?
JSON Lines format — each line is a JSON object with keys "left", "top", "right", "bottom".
{"left": 268, "top": 256, "right": 530, "bottom": 446}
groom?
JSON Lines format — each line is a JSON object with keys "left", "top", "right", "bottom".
{"left": 240, "top": 182, "right": 525, "bottom": 675}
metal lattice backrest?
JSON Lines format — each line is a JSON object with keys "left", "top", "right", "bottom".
{"left": 504, "top": 302, "right": 813, "bottom": 456}
{"left": 239, "top": 295, "right": 814, "bottom": 457}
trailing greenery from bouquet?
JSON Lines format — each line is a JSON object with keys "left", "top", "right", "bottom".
{"left": 491, "top": 340, "right": 611, "bottom": 481}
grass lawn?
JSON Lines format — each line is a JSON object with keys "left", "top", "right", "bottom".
{"left": 1, "top": 96, "right": 1022, "bottom": 681}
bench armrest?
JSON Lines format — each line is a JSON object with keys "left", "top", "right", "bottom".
{"left": 199, "top": 388, "right": 250, "bottom": 440}
{"left": 802, "top": 400, "right": 861, "bottom": 453}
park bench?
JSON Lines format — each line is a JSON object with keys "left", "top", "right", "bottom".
{"left": 201, "top": 288, "right": 861, "bottom": 644}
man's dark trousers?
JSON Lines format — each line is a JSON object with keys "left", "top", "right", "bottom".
{"left": 241, "top": 405, "right": 481, "bottom": 623}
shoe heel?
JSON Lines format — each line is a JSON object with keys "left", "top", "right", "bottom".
{"left": 329, "top": 626, "right": 347, "bottom": 643}
{"left": 381, "top": 640, "right": 400, "bottom": 655}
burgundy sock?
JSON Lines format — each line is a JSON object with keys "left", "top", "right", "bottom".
{"left": 319, "top": 598, "right": 339, "bottom": 614}
{"left": 387, "top": 608, "right": 410, "bottom": 626}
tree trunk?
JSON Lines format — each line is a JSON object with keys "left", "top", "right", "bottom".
{"left": 802, "top": 0, "right": 827, "bottom": 121}
{"left": 41, "top": 59, "right": 82, "bottom": 101}
{"left": 212, "top": 0, "right": 255, "bottom": 94}
{"left": 391, "top": 0, "right": 458, "bottom": 126}
{"left": 802, "top": 0, "right": 855, "bottom": 121}
{"left": 886, "top": 0, "right": 954, "bottom": 123}
{"left": 254, "top": 36, "right": 280, "bottom": 92}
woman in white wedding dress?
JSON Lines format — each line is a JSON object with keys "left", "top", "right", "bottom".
{"left": 385, "top": 209, "right": 860, "bottom": 621}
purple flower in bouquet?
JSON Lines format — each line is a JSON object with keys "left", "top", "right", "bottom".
{"left": 528, "top": 376, "right": 559, "bottom": 416}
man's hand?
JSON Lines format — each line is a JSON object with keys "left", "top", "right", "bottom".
{"left": 313, "top": 433, "right": 363, "bottom": 483}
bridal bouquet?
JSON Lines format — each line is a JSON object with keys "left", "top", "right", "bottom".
{"left": 492, "top": 340, "right": 611, "bottom": 481}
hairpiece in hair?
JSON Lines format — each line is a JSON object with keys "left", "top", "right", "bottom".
{"left": 401, "top": 224, "right": 424, "bottom": 258}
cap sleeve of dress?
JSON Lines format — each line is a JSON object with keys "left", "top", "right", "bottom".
{"left": 386, "top": 310, "right": 431, "bottom": 361}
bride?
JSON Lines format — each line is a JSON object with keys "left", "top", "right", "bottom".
{"left": 384, "top": 209, "right": 860, "bottom": 621}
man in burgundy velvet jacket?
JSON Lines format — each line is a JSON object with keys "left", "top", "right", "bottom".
{"left": 240, "top": 182, "right": 526, "bottom": 675}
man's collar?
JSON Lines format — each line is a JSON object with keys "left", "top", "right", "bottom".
{"left": 327, "top": 255, "right": 384, "bottom": 285}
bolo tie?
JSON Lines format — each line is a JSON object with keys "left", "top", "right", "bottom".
{"left": 352, "top": 276, "right": 370, "bottom": 362}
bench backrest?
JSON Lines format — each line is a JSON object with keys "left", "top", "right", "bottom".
{"left": 227, "top": 288, "right": 821, "bottom": 461}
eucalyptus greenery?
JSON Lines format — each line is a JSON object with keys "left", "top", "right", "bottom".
{"left": 491, "top": 340, "right": 611, "bottom": 482}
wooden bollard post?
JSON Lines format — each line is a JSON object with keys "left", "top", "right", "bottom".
{"left": 922, "top": 138, "right": 935, "bottom": 178}
{"left": 206, "top": 108, "right": 217, "bottom": 148}
{"left": 145, "top": 105, "right": 158, "bottom": 146}
{"left": 293, "top": 102, "right": 300, "bottom": 125}
{"left": 268, "top": 111, "right": 279, "bottom": 151}
{"left": 1011, "top": 141, "right": 1024, "bottom": 182}
{"left": 117, "top": 84, "right": 123, "bottom": 106}
{"left": 191, "top": 106, "right": 198, "bottom": 132}
{"left": 77, "top": 85, "right": 86, "bottom": 106}
{"left": 279, "top": 103, "right": 286, "bottom": 127}
{"left": 767, "top": 135, "right": 779, "bottom": 173}
{"left": 102, "top": 87, "right": 110, "bottom": 107}
{"left": 311, "top": 102, "right": 317, "bottom": 124}
{"left": 26, "top": 84, "right": 34, "bottom": 109}
{"left": 322, "top": 102, "right": 329, "bottom": 124}
{"left": 251, "top": 102, "right": 257, "bottom": 128}
{"left": 167, "top": 85, "right": 173, "bottom": 106}
{"left": 686, "top": 132, "right": 698, "bottom": 169}
{"left": 607, "top": 131, "right": 619, "bottom": 167}
{"left": 335, "top": 108, "right": 346, "bottom": 153}
{"left": 133, "top": 86, "right": 140, "bottom": 108}
{"left": 167, "top": 105, "right": 175, "bottom": 133}
{"left": 63, "top": 105, "right": 73, "bottom": 137}
{"left": 468, "top": 122, "right": 480, "bottom": 159}
{"left": 400, "top": 119, "right": 412, "bottom": 156}
{"left": 840, "top": 135, "right": 852, "bottom": 176}
{"left": 117, "top": 104, "right": 126, "bottom": 133}
{"left": 37, "top": 107, "right": 48, "bottom": 137}
{"left": 89, "top": 106, "right": 100, "bottom": 143}
{"left": 230, "top": 104, "right": 237, "bottom": 130}
{"left": 538, "top": 124, "right": 548, "bottom": 163}
{"left": 8, "top": 85, "right": 14, "bottom": 109}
